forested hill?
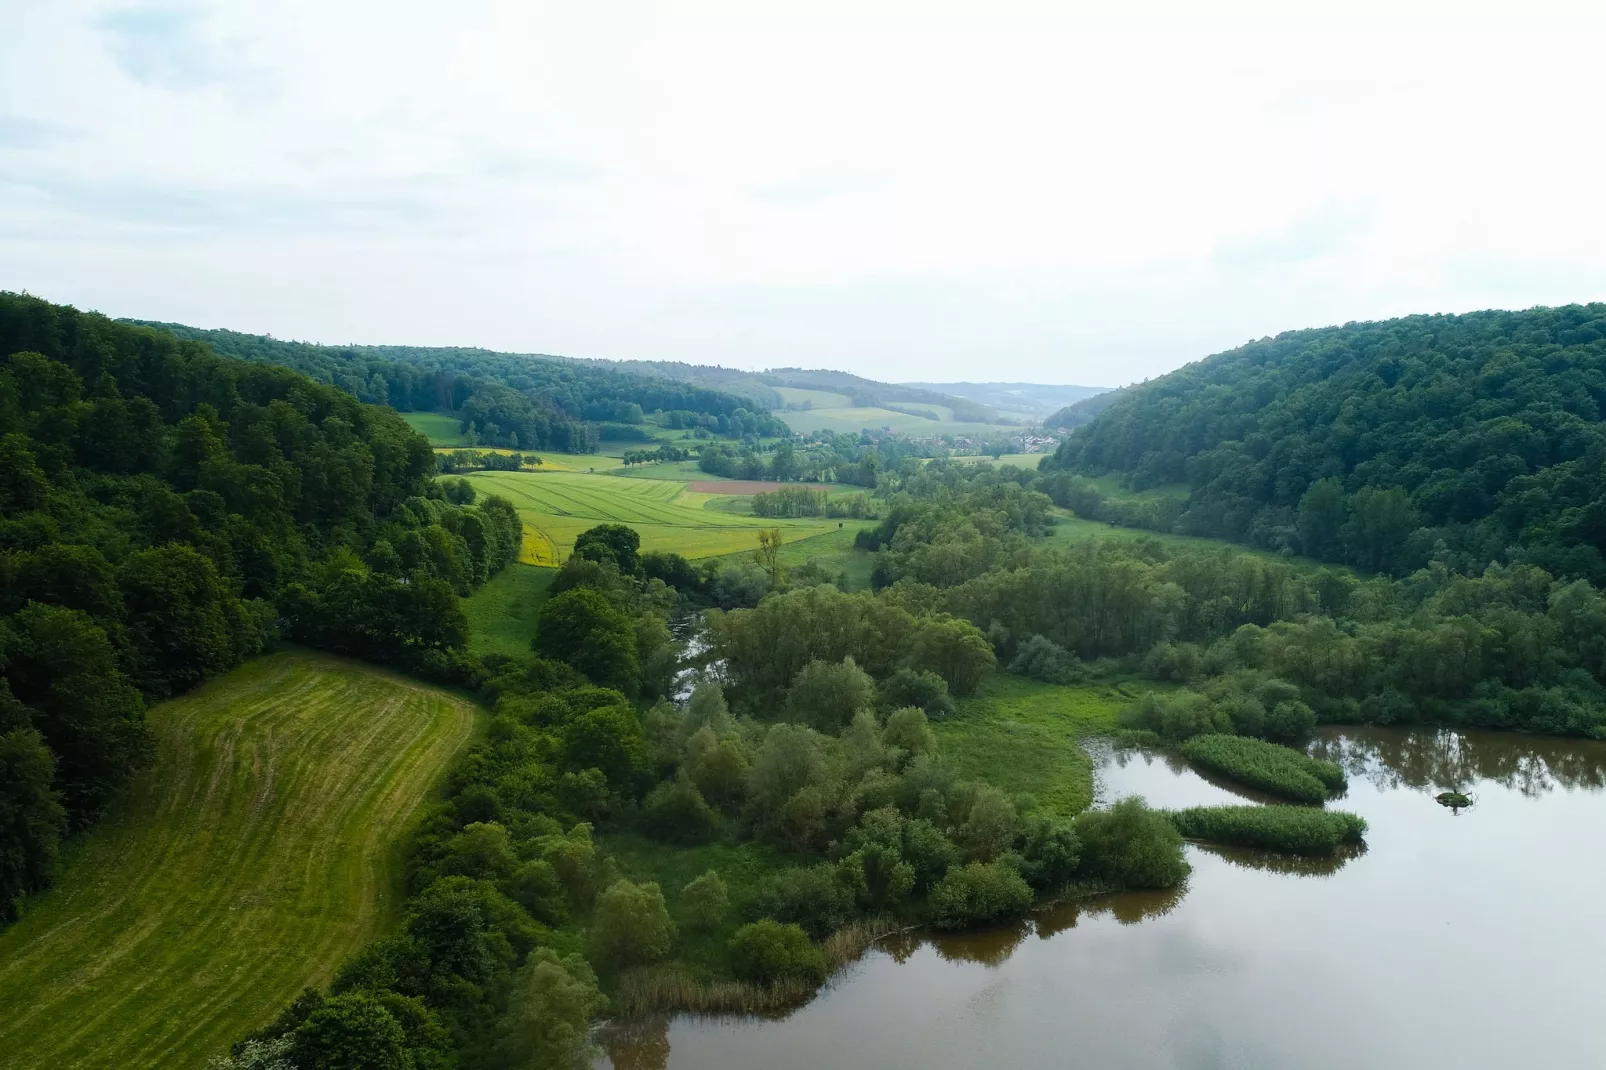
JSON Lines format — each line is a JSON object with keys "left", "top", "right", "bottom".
{"left": 126, "top": 321, "right": 790, "bottom": 451}
{"left": 0, "top": 292, "right": 520, "bottom": 920}
{"left": 1045, "top": 305, "right": 1606, "bottom": 582}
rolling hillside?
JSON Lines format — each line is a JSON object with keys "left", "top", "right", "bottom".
{"left": 1046, "top": 305, "right": 1606, "bottom": 579}
{"left": 0, "top": 651, "right": 478, "bottom": 1070}
{"left": 904, "top": 381, "right": 1110, "bottom": 422}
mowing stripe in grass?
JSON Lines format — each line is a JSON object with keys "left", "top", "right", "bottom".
{"left": 0, "top": 650, "right": 479, "bottom": 1070}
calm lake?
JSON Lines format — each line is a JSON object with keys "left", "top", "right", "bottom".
{"left": 600, "top": 726, "right": 1606, "bottom": 1070}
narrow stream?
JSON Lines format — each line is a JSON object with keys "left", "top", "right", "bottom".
{"left": 602, "top": 727, "right": 1606, "bottom": 1069}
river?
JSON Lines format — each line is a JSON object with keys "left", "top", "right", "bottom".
{"left": 600, "top": 726, "right": 1606, "bottom": 1070}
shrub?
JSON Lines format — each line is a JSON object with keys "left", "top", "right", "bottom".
{"left": 785, "top": 657, "right": 876, "bottom": 731}
{"left": 881, "top": 706, "right": 936, "bottom": 760}
{"left": 728, "top": 920, "right": 827, "bottom": 985}
{"left": 1178, "top": 734, "right": 1345, "bottom": 804}
{"left": 876, "top": 668, "right": 955, "bottom": 720}
{"left": 588, "top": 879, "right": 675, "bottom": 970}
{"left": 754, "top": 864, "right": 856, "bottom": 938}
{"left": 1017, "top": 813, "right": 1082, "bottom": 891}
{"left": 292, "top": 993, "right": 408, "bottom": 1070}
{"left": 929, "top": 861, "right": 1034, "bottom": 929}
{"left": 678, "top": 870, "right": 730, "bottom": 934}
{"left": 1008, "top": 634, "right": 1087, "bottom": 685}
{"left": 491, "top": 948, "right": 606, "bottom": 1070}
{"left": 1168, "top": 805, "right": 1367, "bottom": 854}
{"left": 639, "top": 776, "right": 721, "bottom": 844}
{"left": 1074, "top": 797, "right": 1189, "bottom": 889}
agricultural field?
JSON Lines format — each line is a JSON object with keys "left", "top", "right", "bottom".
{"left": 0, "top": 651, "right": 479, "bottom": 1070}
{"left": 402, "top": 410, "right": 469, "bottom": 446}
{"left": 934, "top": 675, "right": 1145, "bottom": 815}
{"left": 777, "top": 406, "right": 1010, "bottom": 437}
{"left": 774, "top": 386, "right": 853, "bottom": 409}
{"left": 464, "top": 469, "right": 855, "bottom": 564}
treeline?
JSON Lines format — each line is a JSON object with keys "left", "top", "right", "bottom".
{"left": 1046, "top": 305, "right": 1606, "bottom": 583}
{"left": 863, "top": 459, "right": 1606, "bottom": 739}
{"left": 225, "top": 522, "right": 1190, "bottom": 1069}
{"left": 434, "top": 449, "right": 530, "bottom": 473}
{"left": 0, "top": 294, "right": 520, "bottom": 922}
{"left": 130, "top": 321, "right": 788, "bottom": 452}
{"left": 750, "top": 486, "right": 876, "bottom": 519}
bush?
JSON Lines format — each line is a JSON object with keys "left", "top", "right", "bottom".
{"left": 639, "top": 776, "right": 721, "bottom": 844}
{"left": 588, "top": 879, "right": 675, "bottom": 970}
{"left": 876, "top": 668, "right": 955, "bottom": 720}
{"left": 1168, "top": 805, "right": 1367, "bottom": 854}
{"left": 679, "top": 870, "right": 730, "bottom": 933}
{"left": 929, "top": 861, "right": 1035, "bottom": 929}
{"left": 880, "top": 706, "right": 936, "bottom": 760}
{"left": 1017, "top": 813, "right": 1082, "bottom": 891}
{"left": 728, "top": 920, "right": 827, "bottom": 985}
{"left": 785, "top": 657, "right": 876, "bottom": 731}
{"left": 1178, "top": 734, "right": 1345, "bottom": 804}
{"left": 292, "top": 993, "right": 408, "bottom": 1070}
{"left": 754, "top": 864, "right": 856, "bottom": 938}
{"left": 1074, "top": 797, "right": 1189, "bottom": 889}
{"left": 1008, "top": 634, "right": 1087, "bottom": 685}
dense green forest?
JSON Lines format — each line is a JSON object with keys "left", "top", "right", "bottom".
{"left": 1045, "top": 305, "right": 1606, "bottom": 582}
{"left": 129, "top": 322, "right": 790, "bottom": 452}
{"left": 0, "top": 294, "right": 522, "bottom": 921}
{"left": 856, "top": 459, "right": 1606, "bottom": 738}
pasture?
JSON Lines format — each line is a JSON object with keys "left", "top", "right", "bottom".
{"left": 777, "top": 406, "right": 1010, "bottom": 437}
{"left": 0, "top": 651, "right": 479, "bottom": 1070}
{"left": 463, "top": 469, "right": 851, "bottom": 564}
{"left": 401, "top": 410, "right": 469, "bottom": 446}
{"left": 774, "top": 386, "right": 853, "bottom": 409}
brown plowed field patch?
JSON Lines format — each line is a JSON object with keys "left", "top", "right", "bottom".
{"left": 688, "top": 480, "right": 834, "bottom": 495}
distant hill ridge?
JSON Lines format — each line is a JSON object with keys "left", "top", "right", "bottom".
{"left": 1043, "top": 304, "right": 1606, "bottom": 581}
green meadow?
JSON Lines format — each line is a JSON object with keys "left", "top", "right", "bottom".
{"left": 0, "top": 651, "right": 479, "bottom": 1070}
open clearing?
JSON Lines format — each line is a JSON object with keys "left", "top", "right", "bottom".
{"left": 463, "top": 469, "right": 850, "bottom": 564}
{"left": 0, "top": 651, "right": 479, "bottom": 1070}
{"left": 935, "top": 675, "right": 1141, "bottom": 815}
{"left": 464, "top": 563, "right": 557, "bottom": 657}
{"left": 401, "top": 410, "right": 469, "bottom": 446}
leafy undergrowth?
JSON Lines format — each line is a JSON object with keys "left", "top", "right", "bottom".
{"left": 0, "top": 651, "right": 479, "bottom": 1070}
{"left": 934, "top": 675, "right": 1136, "bottom": 816}
{"left": 463, "top": 563, "right": 557, "bottom": 657}
{"left": 1178, "top": 734, "right": 1347, "bottom": 804}
{"left": 1170, "top": 805, "right": 1367, "bottom": 854}
{"left": 601, "top": 833, "right": 797, "bottom": 983}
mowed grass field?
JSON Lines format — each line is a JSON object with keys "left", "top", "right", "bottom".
{"left": 0, "top": 651, "right": 479, "bottom": 1070}
{"left": 463, "top": 469, "right": 849, "bottom": 565}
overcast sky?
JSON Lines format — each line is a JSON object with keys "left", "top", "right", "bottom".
{"left": 4, "top": 1, "right": 1606, "bottom": 385}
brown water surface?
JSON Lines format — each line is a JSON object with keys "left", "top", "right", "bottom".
{"left": 602, "top": 727, "right": 1606, "bottom": 1070}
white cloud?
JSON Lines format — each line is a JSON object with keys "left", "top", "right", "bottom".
{"left": 3, "top": 0, "right": 1606, "bottom": 384}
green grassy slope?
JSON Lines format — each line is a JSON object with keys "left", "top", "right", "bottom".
{"left": 401, "top": 411, "right": 469, "bottom": 446}
{"left": 0, "top": 651, "right": 479, "bottom": 1070}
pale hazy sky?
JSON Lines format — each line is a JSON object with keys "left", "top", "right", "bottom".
{"left": 4, "top": 1, "right": 1606, "bottom": 385}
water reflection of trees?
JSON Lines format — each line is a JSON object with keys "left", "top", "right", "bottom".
{"left": 1192, "top": 841, "right": 1361, "bottom": 878}
{"left": 600, "top": 1015, "right": 671, "bottom": 1070}
{"left": 1311, "top": 728, "right": 1606, "bottom": 797}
